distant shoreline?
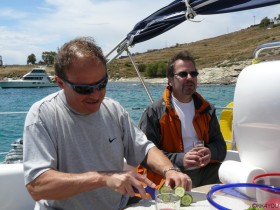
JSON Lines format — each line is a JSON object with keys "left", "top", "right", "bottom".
{"left": 110, "top": 77, "right": 168, "bottom": 84}
{"left": 108, "top": 60, "right": 252, "bottom": 85}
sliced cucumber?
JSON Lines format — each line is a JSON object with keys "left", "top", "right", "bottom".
{"left": 174, "top": 186, "right": 185, "bottom": 197}
{"left": 181, "top": 193, "right": 193, "bottom": 206}
{"left": 159, "top": 185, "right": 173, "bottom": 194}
{"left": 161, "top": 193, "right": 172, "bottom": 202}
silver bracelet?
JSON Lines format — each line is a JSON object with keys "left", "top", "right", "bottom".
{"left": 163, "top": 167, "right": 181, "bottom": 177}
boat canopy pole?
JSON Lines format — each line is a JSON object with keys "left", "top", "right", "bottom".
{"left": 106, "top": 50, "right": 124, "bottom": 65}
{"left": 105, "top": 39, "right": 154, "bottom": 104}
{"left": 126, "top": 48, "right": 154, "bottom": 103}
{"left": 105, "top": 38, "right": 127, "bottom": 60}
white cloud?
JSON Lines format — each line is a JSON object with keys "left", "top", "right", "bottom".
{"left": 0, "top": 0, "right": 280, "bottom": 65}
{"left": 0, "top": 8, "right": 28, "bottom": 19}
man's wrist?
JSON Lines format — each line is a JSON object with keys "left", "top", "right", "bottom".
{"left": 163, "top": 167, "right": 181, "bottom": 177}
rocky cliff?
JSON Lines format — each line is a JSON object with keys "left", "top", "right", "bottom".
{"left": 199, "top": 60, "right": 251, "bottom": 84}
{"left": 115, "top": 59, "right": 252, "bottom": 84}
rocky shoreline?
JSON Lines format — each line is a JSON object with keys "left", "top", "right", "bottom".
{"left": 198, "top": 60, "right": 251, "bottom": 84}
{"left": 110, "top": 77, "right": 168, "bottom": 84}
{"left": 1, "top": 59, "right": 251, "bottom": 85}
{"left": 111, "top": 60, "right": 252, "bottom": 85}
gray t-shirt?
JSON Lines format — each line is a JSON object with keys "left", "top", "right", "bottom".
{"left": 23, "top": 90, "right": 154, "bottom": 210}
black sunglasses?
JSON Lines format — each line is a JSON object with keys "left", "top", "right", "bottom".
{"left": 173, "top": 71, "right": 199, "bottom": 78}
{"left": 62, "top": 74, "right": 108, "bottom": 95}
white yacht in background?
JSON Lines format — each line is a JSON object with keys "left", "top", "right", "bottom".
{"left": 0, "top": 67, "right": 57, "bottom": 88}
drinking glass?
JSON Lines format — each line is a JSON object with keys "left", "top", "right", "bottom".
{"left": 155, "top": 193, "right": 180, "bottom": 210}
{"left": 192, "top": 140, "right": 204, "bottom": 148}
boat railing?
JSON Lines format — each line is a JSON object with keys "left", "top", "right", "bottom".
{"left": 0, "top": 111, "right": 28, "bottom": 115}
{"left": 253, "top": 41, "right": 280, "bottom": 58}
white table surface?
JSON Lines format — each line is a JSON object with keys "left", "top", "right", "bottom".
{"left": 124, "top": 185, "right": 253, "bottom": 210}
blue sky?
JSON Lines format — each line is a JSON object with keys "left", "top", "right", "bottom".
{"left": 0, "top": 0, "right": 280, "bottom": 65}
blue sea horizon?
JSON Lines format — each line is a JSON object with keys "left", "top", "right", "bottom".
{"left": 0, "top": 82, "right": 235, "bottom": 162}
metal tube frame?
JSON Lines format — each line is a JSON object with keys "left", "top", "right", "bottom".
{"left": 253, "top": 41, "right": 280, "bottom": 58}
{"left": 106, "top": 40, "right": 154, "bottom": 104}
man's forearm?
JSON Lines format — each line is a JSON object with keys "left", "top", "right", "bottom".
{"left": 144, "top": 147, "right": 174, "bottom": 177}
{"left": 26, "top": 169, "right": 106, "bottom": 201}
{"left": 163, "top": 151, "right": 185, "bottom": 169}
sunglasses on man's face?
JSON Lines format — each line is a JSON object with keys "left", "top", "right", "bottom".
{"left": 173, "top": 71, "right": 199, "bottom": 78}
{"left": 62, "top": 74, "right": 108, "bottom": 95}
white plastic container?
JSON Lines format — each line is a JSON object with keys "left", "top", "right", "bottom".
{"left": 233, "top": 61, "right": 280, "bottom": 172}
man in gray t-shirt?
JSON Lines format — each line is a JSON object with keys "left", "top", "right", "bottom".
{"left": 23, "top": 37, "right": 191, "bottom": 210}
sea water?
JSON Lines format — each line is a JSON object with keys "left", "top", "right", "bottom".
{"left": 0, "top": 82, "right": 234, "bottom": 162}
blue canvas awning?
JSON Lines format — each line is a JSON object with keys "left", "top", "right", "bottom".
{"left": 126, "top": 0, "right": 280, "bottom": 46}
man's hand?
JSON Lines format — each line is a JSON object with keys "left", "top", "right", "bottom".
{"left": 164, "top": 170, "right": 192, "bottom": 191}
{"left": 104, "top": 170, "right": 155, "bottom": 199}
{"left": 183, "top": 147, "right": 211, "bottom": 169}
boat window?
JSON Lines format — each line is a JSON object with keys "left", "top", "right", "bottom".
{"left": 23, "top": 77, "right": 43, "bottom": 80}
{"left": 31, "top": 69, "right": 46, "bottom": 74}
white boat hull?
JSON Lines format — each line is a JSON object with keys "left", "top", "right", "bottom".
{"left": 0, "top": 80, "right": 57, "bottom": 88}
{"left": 0, "top": 67, "right": 58, "bottom": 88}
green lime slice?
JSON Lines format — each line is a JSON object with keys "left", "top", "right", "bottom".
{"left": 159, "top": 185, "right": 173, "bottom": 194}
{"left": 161, "top": 194, "right": 172, "bottom": 202}
{"left": 181, "top": 193, "right": 193, "bottom": 206}
{"left": 174, "top": 186, "right": 185, "bottom": 197}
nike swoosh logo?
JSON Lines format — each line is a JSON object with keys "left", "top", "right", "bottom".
{"left": 109, "top": 137, "right": 117, "bottom": 143}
